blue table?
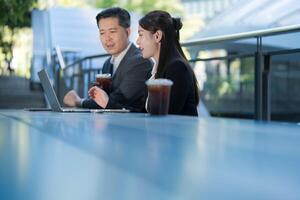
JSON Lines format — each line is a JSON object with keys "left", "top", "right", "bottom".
{"left": 0, "top": 110, "right": 299, "bottom": 200}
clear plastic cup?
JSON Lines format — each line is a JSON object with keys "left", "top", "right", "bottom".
{"left": 146, "top": 78, "right": 173, "bottom": 115}
{"left": 95, "top": 73, "right": 112, "bottom": 91}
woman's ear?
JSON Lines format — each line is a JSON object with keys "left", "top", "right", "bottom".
{"left": 154, "top": 30, "right": 163, "bottom": 43}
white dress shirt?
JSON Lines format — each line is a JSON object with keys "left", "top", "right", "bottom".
{"left": 110, "top": 42, "right": 132, "bottom": 74}
{"left": 145, "top": 58, "right": 157, "bottom": 111}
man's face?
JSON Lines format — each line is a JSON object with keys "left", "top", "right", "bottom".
{"left": 98, "top": 17, "right": 130, "bottom": 56}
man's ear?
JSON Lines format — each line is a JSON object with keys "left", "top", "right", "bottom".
{"left": 126, "top": 27, "right": 131, "bottom": 37}
{"left": 154, "top": 30, "right": 163, "bottom": 43}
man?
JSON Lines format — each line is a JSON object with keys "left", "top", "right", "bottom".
{"left": 63, "top": 7, "right": 152, "bottom": 112}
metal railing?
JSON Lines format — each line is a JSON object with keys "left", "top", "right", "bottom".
{"left": 182, "top": 24, "right": 300, "bottom": 121}
{"left": 51, "top": 24, "right": 300, "bottom": 121}
{"left": 51, "top": 47, "right": 109, "bottom": 100}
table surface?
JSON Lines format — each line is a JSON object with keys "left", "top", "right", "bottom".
{"left": 0, "top": 110, "right": 299, "bottom": 200}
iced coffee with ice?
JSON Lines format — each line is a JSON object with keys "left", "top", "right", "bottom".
{"left": 95, "top": 73, "right": 112, "bottom": 91}
{"left": 146, "top": 79, "right": 173, "bottom": 115}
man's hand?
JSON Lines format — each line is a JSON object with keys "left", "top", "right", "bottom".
{"left": 63, "top": 90, "right": 82, "bottom": 107}
{"left": 88, "top": 86, "right": 109, "bottom": 108}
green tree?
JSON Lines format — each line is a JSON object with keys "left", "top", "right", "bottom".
{"left": 94, "top": 0, "right": 118, "bottom": 8}
{"left": 124, "top": 0, "right": 183, "bottom": 14}
{"left": 94, "top": 0, "right": 183, "bottom": 15}
{"left": 0, "top": 0, "right": 35, "bottom": 74}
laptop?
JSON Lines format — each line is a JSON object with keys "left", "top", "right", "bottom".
{"left": 33, "top": 69, "right": 129, "bottom": 113}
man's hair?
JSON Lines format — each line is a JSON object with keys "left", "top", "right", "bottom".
{"left": 96, "top": 7, "right": 130, "bottom": 28}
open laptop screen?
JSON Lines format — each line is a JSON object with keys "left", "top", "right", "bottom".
{"left": 38, "top": 69, "right": 63, "bottom": 112}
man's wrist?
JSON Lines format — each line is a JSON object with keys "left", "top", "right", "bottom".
{"left": 75, "top": 98, "right": 84, "bottom": 107}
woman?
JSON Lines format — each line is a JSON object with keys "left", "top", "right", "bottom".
{"left": 136, "top": 10, "right": 199, "bottom": 116}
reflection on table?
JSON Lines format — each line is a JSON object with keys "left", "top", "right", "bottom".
{"left": 0, "top": 110, "right": 299, "bottom": 200}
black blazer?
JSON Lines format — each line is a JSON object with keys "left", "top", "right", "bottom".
{"left": 157, "top": 55, "right": 198, "bottom": 116}
{"left": 82, "top": 44, "right": 152, "bottom": 112}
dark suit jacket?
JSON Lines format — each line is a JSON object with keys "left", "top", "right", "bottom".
{"left": 82, "top": 44, "right": 152, "bottom": 112}
{"left": 157, "top": 53, "right": 198, "bottom": 116}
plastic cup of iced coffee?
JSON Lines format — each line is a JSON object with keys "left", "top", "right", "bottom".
{"left": 95, "top": 73, "right": 112, "bottom": 91}
{"left": 146, "top": 78, "right": 173, "bottom": 115}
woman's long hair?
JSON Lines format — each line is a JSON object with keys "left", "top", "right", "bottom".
{"left": 139, "top": 10, "right": 199, "bottom": 104}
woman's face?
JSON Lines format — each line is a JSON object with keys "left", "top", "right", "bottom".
{"left": 136, "top": 25, "right": 160, "bottom": 59}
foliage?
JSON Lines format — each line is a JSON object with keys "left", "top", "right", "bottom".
{"left": 94, "top": 0, "right": 118, "bottom": 8}
{"left": 203, "top": 57, "right": 255, "bottom": 101}
{"left": 0, "top": 0, "right": 35, "bottom": 74}
{"left": 54, "top": 0, "right": 90, "bottom": 8}
{"left": 94, "top": 0, "right": 183, "bottom": 15}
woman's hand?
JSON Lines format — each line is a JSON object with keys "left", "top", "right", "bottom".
{"left": 88, "top": 86, "right": 109, "bottom": 108}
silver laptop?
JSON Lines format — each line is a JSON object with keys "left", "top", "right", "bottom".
{"left": 36, "top": 69, "right": 129, "bottom": 113}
